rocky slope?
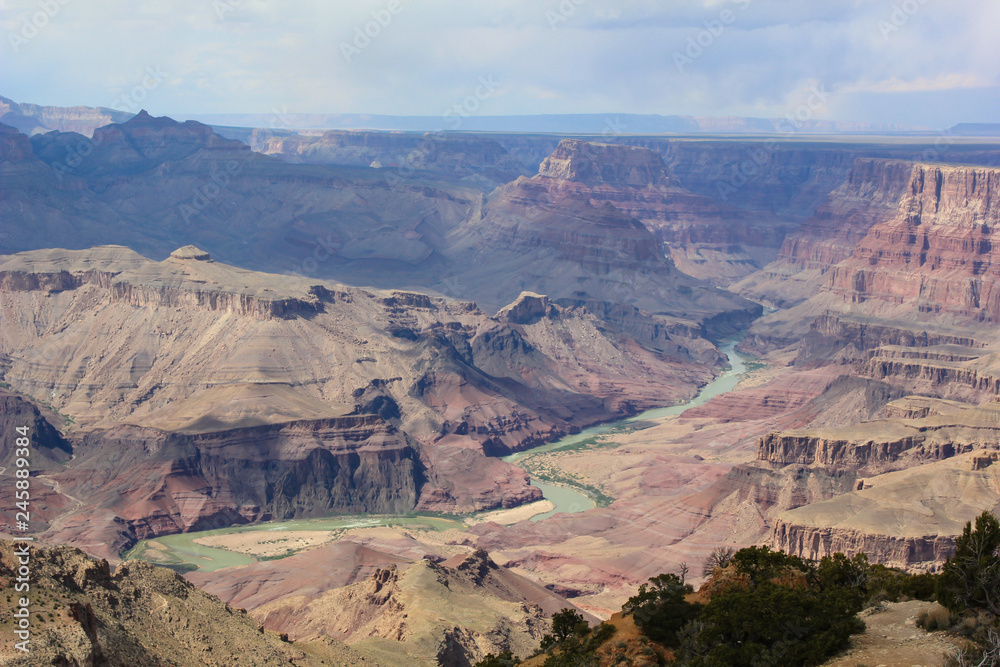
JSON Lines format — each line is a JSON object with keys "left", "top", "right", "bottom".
{"left": 0, "top": 245, "right": 735, "bottom": 559}
{"left": 442, "top": 141, "right": 763, "bottom": 328}
{"left": 196, "top": 547, "right": 585, "bottom": 665}
{"left": 0, "top": 542, "right": 367, "bottom": 666}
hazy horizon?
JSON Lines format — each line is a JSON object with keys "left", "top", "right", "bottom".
{"left": 2, "top": 0, "right": 998, "bottom": 131}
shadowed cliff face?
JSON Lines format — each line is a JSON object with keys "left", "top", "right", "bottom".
{"left": 470, "top": 139, "right": 796, "bottom": 286}
{"left": 1, "top": 114, "right": 485, "bottom": 284}
{"left": 252, "top": 129, "right": 530, "bottom": 186}
{"left": 442, "top": 140, "right": 763, "bottom": 330}
{"left": 35, "top": 416, "right": 423, "bottom": 558}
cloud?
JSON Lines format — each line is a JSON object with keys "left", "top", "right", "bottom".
{"left": 0, "top": 0, "right": 996, "bottom": 127}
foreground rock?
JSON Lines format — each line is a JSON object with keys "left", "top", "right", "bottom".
{"left": 0, "top": 541, "right": 366, "bottom": 666}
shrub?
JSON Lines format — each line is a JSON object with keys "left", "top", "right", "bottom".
{"left": 731, "top": 545, "right": 809, "bottom": 586}
{"left": 683, "top": 579, "right": 864, "bottom": 666}
{"left": 539, "top": 621, "right": 616, "bottom": 667}
{"left": 623, "top": 573, "right": 700, "bottom": 646}
{"left": 945, "top": 626, "right": 1000, "bottom": 667}
{"left": 474, "top": 651, "right": 518, "bottom": 667}
{"left": 701, "top": 547, "right": 735, "bottom": 578}
{"left": 916, "top": 607, "right": 953, "bottom": 631}
{"left": 668, "top": 547, "right": 865, "bottom": 666}
{"left": 541, "top": 608, "right": 589, "bottom": 649}
{"left": 938, "top": 512, "right": 1000, "bottom": 616}
{"left": 866, "top": 564, "right": 938, "bottom": 604}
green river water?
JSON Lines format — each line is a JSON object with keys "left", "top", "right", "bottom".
{"left": 502, "top": 341, "right": 747, "bottom": 520}
{"left": 126, "top": 342, "right": 748, "bottom": 572}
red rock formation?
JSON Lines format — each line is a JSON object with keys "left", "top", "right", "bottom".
{"left": 736, "top": 158, "right": 915, "bottom": 306}
{"left": 522, "top": 139, "right": 794, "bottom": 284}
{"left": 827, "top": 163, "right": 1000, "bottom": 322}
{"left": 444, "top": 142, "right": 763, "bottom": 328}
{"left": 771, "top": 521, "right": 956, "bottom": 569}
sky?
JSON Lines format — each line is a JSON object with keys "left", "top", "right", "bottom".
{"left": 1, "top": 0, "right": 998, "bottom": 129}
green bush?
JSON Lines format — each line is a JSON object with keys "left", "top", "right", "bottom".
{"left": 866, "top": 564, "right": 938, "bottom": 603}
{"left": 681, "top": 579, "right": 864, "bottom": 666}
{"left": 540, "top": 608, "right": 590, "bottom": 649}
{"left": 539, "top": 621, "right": 617, "bottom": 667}
{"left": 938, "top": 511, "right": 1000, "bottom": 616}
{"left": 662, "top": 547, "right": 866, "bottom": 666}
{"left": 623, "top": 573, "right": 700, "bottom": 646}
{"left": 474, "top": 650, "right": 519, "bottom": 667}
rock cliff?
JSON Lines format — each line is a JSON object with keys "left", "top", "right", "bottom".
{"left": 254, "top": 129, "right": 528, "bottom": 185}
{"left": 524, "top": 139, "right": 794, "bottom": 284}
{"left": 443, "top": 141, "right": 763, "bottom": 329}
{"left": 826, "top": 163, "right": 1000, "bottom": 322}
{"left": 0, "top": 542, "right": 357, "bottom": 665}
{"left": 736, "top": 158, "right": 916, "bottom": 307}
{"left": 770, "top": 454, "right": 1000, "bottom": 570}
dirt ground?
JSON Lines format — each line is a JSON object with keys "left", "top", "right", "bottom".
{"left": 464, "top": 499, "right": 556, "bottom": 526}
{"left": 821, "top": 600, "right": 966, "bottom": 667}
{"left": 193, "top": 530, "right": 338, "bottom": 557}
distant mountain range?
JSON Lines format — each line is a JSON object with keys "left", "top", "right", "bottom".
{"left": 8, "top": 94, "right": 995, "bottom": 137}
{"left": 175, "top": 112, "right": 931, "bottom": 135}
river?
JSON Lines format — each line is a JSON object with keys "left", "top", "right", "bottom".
{"left": 502, "top": 341, "right": 748, "bottom": 520}
{"left": 126, "top": 342, "right": 749, "bottom": 570}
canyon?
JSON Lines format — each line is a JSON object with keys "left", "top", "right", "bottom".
{"left": 4, "top": 100, "right": 1000, "bottom": 664}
